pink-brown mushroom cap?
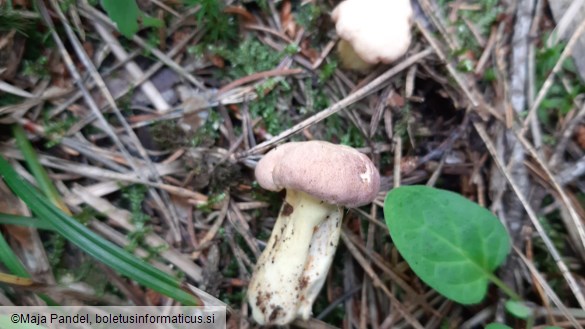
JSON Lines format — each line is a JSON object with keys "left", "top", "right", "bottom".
{"left": 332, "top": 0, "right": 413, "bottom": 65}
{"left": 255, "top": 141, "right": 380, "bottom": 208}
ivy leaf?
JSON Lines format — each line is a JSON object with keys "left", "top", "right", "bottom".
{"left": 140, "top": 14, "right": 163, "bottom": 29}
{"left": 101, "top": 0, "right": 140, "bottom": 38}
{"left": 384, "top": 185, "right": 511, "bottom": 304}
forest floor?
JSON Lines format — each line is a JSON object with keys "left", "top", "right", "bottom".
{"left": 1, "top": 0, "right": 585, "bottom": 328}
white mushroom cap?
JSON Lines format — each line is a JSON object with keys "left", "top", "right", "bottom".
{"left": 255, "top": 141, "right": 380, "bottom": 208}
{"left": 332, "top": 0, "right": 413, "bottom": 65}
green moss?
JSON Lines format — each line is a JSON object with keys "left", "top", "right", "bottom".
{"left": 196, "top": 193, "right": 227, "bottom": 213}
{"left": 323, "top": 114, "right": 365, "bottom": 147}
{"left": 215, "top": 38, "right": 284, "bottom": 78}
{"left": 535, "top": 38, "right": 585, "bottom": 126}
{"left": 439, "top": 0, "right": 501, "bottom": 59}
{"left": 319, "top": 59, "right": 338, "bottom": 83}
{"left": 47, "top": 234, "right": 66, "bottom": 270}
{"left": 0, "top": 8, "right": 35, "bottom": 35}
{"left": 191, "top": 111, "right": 222, "bottom": 147}
{"left": 250, "top": 82, "right": 292, "bottom": 135}
{"left": 42, "top": 114, "right": 76, "bottom": 148}
{"left": 295, "top": 2, "right": 322, "bottom": 29}
{"left": 185, "top": 0, "right": 237, "bottom": 45}
{"left": 22, "top": 56, "right": 50, "bottom": 79}
{"left": 151, "top": 121, "right": 191, "bottom": 149}
{"left": 120, "top": 184, "right": 168, "bottom": 259}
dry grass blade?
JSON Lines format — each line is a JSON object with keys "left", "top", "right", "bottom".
{"left": 513, "top": 247, "right": 583, "bottom": 329}
{"left": 514, "top": 130, "right": 585, "bottom": 259}
{"left": 0, "top": 80, "right": 34, "bottom": 98}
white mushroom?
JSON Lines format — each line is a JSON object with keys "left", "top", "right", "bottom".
{"left": 332, "top": 0, "right": 414, "bottom": 71}
{"left": 248, "top": 141, "right": 380, "bottom": 325}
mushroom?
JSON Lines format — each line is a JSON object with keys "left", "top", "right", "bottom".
{"left": 247, "top": 141, "right": 380, "bottom": 325}
{"left": 332, "top": 0, "right": 414, "bottom": 71}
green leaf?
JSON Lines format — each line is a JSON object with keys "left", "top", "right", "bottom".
{"left": 101, "top": 0, "right": 140, "bottom": 38}
{"left": 505, "top": 300, "right": 532, "bottom": 319}
{"left": 485, "top": 324, "right": 513, "bottom": 329}
{"left": 0, "top": 213, "right": 54, "bottom": 230}
{"left": 383, "top": 185, "right": 511, "bottom": 304}
{"left": 13, "top": 125, "right": 69, "bottom": 213}
{"left": 0, "top": 229, "right": 29, "bottom": 277}
{"left": 140, "top": 14, "right": 163, "bottom": 29}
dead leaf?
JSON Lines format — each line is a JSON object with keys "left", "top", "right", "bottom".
{"left": 280, "top": 0, "right": 297, "bottom": 38}
{"left": 300, "top": 39, "right": 319, "bottom": 63}
{"left": 207, "top": 53, "right": 225, "bottom": 68}
{"left": 387, "top": 92, "right": 405, "bottom": 107}
{"left": 224, "top": 5, "right": 256, "bottom": 24}
{"left": 575, "top": 124, "right": 585, "bottom": 149}
{"left": 145, "top": 288, "right": 164, "bottom": 306}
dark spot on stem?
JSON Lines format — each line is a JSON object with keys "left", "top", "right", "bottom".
{"left": 269, "top": 307, "right": 284, "bottom": 322}
{"left": 299, "top": 276, "right": 309, "bottom": 290}
{"left": 282, "top": 202, "right": 294, "bottom": 216}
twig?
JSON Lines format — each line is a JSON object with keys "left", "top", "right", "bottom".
{"left": 217, "top": 68, "right": 303, "bottom": 95}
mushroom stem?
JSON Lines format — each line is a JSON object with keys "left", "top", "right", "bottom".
{"left": 248, "top": 189, "right": 343, "bottom": 325}
{"left": 337, "top": 39, "right": 374, "bottom": 72}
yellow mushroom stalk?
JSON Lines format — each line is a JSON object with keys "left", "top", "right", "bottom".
{"left": 248, "top": 141, "right": 380, "bottom": 325}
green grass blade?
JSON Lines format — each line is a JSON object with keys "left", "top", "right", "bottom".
{"left": 12, "top": 125, "right": 70, "bottom": 214}
{"left": 0, "top": 155, "right": 200, "bottom": 305}
{"left": 0, "top": 229, "right": 29, "bottom": 277}
{"left": 0, "top": 214, "right": 54, "bottom": 230}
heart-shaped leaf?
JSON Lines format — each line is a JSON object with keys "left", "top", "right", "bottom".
{"left": 384, "top": 185, "right": 511, "bottom": 304}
